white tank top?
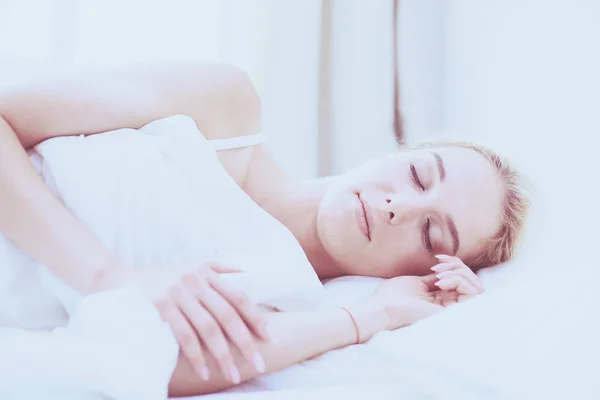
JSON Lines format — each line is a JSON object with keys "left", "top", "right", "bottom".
{"left": 0, "top": 115, "right": 323, "bottom": 330}
{"left": 208, "top": 132, "right": 267, "bottom": 151}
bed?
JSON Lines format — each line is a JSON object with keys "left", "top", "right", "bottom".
{"left": 1, "top": 61, "right": 598, "bottom": 400}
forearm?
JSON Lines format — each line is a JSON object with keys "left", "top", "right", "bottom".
{"left": 168, "top": 305, "right": 388, "bottom": 397}
{"left": 0, "top": 61, "right": 259, "bottom": 148}
{"left": 0, "top": 116, "right": 127, "bottom": 293}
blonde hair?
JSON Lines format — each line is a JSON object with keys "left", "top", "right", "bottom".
{"left": 414, "top": 140, "right": 531, "bottom": 271}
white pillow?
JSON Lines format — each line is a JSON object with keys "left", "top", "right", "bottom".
{"left": 314, "top": 256, "right": 599, "bottom": 397}
{"left": 364, "top": 264, "right": 600, "bottom": 397}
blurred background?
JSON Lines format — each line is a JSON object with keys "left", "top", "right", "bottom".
{"left": 1, "top": 0, "right": 599, "bottom": 266}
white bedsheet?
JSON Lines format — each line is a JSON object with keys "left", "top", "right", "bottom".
{"left": 3, "top": 218, "right": 597, "bottom": 400}
{"left": 4, "top": 261, "right": 595, "bottom": 400}
{"left": 0, "top": 286, "right": 179, "bottom": 400}
{"left": 189, "top": 383, "right": 486, "bottom": 400}
{"left": 190, "top": 256, "right": 599, "bottom": 400}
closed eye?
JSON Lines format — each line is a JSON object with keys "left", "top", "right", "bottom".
{"left": 410, "top": 163, "right": 425, "bottom": 191}
{"left": 423, "top": 218, "right": 432, "bottom": 252}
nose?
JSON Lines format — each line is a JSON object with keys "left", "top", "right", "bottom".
{"left": 383, "top": 192, "right": 432, "bottom": 226}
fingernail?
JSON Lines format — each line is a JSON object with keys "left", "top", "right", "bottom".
{"left": 253, "top": 352, "right": 266, "bottom": 373}
{"left": 230, "top": 365, "right": 241, "bottom": 384}
{"left": 199, "top": 366, "right": 210, "bottom": 381}
{"left": 434, "top": 281, "right": 442, "bottom": 287}
{"left": 431, "top": 265, "right": 441, "bottom": 272}
{"left": 436, "top": 271, "right": 452, "bottom": 279}
{"left": 435, "top": 254, "right": 448, "bottom": 259}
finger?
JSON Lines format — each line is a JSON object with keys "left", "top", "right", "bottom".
{"left": 435, "top": 269, "right": 484, "bottom": 294}
{"left": 431, "top": 291, "right": 445, "bottom": 306}
{"left": 195, "top": 277, "right": 259, "bottom": 367}
{"left": 435, "top": 276, "right": 478, "bottom": 296}
{"left": 159, "top": 302, "right": 209, "bottom": 380}
{"left": 432, "top": 290, "right": 459, "bottom": 307}
{"left": 432, "top": 256, "right": 480, "bottom": 287}
{"left": 441, "top": 290, "right": 460, "bottom": 307}
{"left": 458, "top": 293, "right": 475, "bottom": 303}
{"left": 177, "top": 289, "right": 241, "bottom": 384}
{"left": 430, "top": 261, "right": 463, "bottom": 273}
{"left": 200, "top": 284, "right": 265, "bottom": 374}
{"left": 420, "top": 273, "right": 440, "bottom": 292}
{"left": 435, "top": 254, "right": 462, "bottom": 263}
{"left": 208, "top": 272, "right": 271, "bottom": 342}
{"left": 208, "top": 264, "right": 245, "bottom": 274}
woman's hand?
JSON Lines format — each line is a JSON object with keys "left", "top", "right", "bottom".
{"left": 364, "top": 275, "right": 443, "bottom": 331}
{"left": 431, "top": 254, "right": 484, "bottom": 306}
{"left": 96, "top": 264, "right": 269, "bottom": 384}
{"left": 362, "top": 256, "right": 484, "bottom": 333}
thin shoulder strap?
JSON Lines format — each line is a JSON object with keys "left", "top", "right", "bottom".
{"left": 209, "top": 132, "right": 267, "bottom": 151}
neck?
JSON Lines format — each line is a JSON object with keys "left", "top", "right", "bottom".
{"left": 250, "top": 174, "right": 344, "bottom": 280}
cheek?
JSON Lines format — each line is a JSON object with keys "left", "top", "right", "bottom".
{"left": 371, "top": 236, "right": 436, "bottom": 277}
{"left": 360, "top": 240, "right": 405, "bottom": 278}
{"left": 347, "top": 160, "right": 407, "bottom": 192}
{"left": 317, "top": 195, "right": 358, "bottom": 251}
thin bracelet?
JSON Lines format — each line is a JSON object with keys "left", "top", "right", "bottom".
{"left": 340, "top": 307, "right": 360, "bottom": 345}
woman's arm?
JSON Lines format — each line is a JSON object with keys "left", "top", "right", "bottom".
{"left": 0, "top": 62, "right": 268, "bottom": 377}
{"left": 0, "top": 61, "right": 260, "bottom": 148}
{"left": 169, "top": 275, "right": 446, "bottom": 397}
{"left": 0, "top": 61, "right": 259, "bottom": 293}
{"left": 169, "top": 304, "right": 388, "bottom": 397}
{"left": 0, "top": 113, "right": 124, "bottom": 293}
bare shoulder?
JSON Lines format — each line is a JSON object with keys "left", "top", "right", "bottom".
{"left": 191, "top": 63, "right": 266, "bottom": 187}
{"left": 214, "top": 138, "right": 285, "bottom": 197}
{"left": 163, "top": 61, "right": 262, "bottom": 142}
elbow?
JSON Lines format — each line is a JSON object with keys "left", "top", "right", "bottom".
{"left": 0, "top": 95, "right": 9, "bottom": 126}
{"left": 0, "top": 108, "right": 28, "bottom": 149}
{"left": 0, "top": 100, "right": 14, "bottom": 141}
{"left": 0, "top": 93, "right": 39, "bottom": 149}
{"left": 0, "top": 94, "right": 21, "bottom": 145}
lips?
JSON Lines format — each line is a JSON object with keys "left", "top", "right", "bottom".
{"left": 355, "top": 194, "right": 372, "bottom": 241}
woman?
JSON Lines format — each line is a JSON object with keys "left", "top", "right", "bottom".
{"left": 0, "top": 61, "right": 529, "bottom": 396}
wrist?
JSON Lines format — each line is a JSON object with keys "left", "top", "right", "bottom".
{"left": 89, "top": 261, "right": 134, "bottom": 293}
{"left": 345, "top": 303, "right": 389, "bottom": 343}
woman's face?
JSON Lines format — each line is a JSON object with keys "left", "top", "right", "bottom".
{"left": 316, "top": 146, "right": 505, "bottom": 277}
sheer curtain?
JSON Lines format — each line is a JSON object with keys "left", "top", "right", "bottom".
{"left": 0, "top": 0, "right": 399, "bottom": 178}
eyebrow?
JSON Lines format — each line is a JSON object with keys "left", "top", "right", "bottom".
{"left": 446, "top": 215, "right": 460, "bottom": 255}
{"left": 430, "top": 151, "right": 458, "bottom": 253}
{"left": 432, "top": 152, "right": 446, "bottom": 181}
